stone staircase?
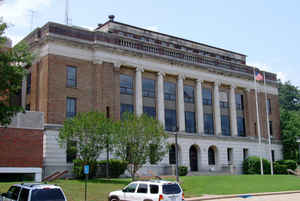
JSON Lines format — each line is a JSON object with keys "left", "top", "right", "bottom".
{"left": 187, "top": 170, "right": 233, "bottom": 176}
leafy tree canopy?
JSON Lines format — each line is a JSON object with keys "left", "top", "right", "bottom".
{"left": 279, "top": 81, "right": 300, "bottom": 111}
{"left": 113, "top": 112, "right": 168, "bottom": 180}
{"left": 0, "top": 20, "right": 33, "bottom": 125}
{"left": 58, "top": 111, "right": 115, "bottom": 162}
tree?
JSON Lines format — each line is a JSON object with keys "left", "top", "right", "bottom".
{"left": 280, "top": 109, "right": 300, "bottom": 160}
{"left": 279, "top": 81, "right": 300, "bottom": 111}
{"left": 0, "top": 21, "right": 33, "bottom": 125}
{"left": 58, "top": 111, "right": 114, "bottom": 163}
{"left": 114, "top": 112, "right": 168, "bottom": 180}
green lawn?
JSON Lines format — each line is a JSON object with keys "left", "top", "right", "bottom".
{"left": 1, "top": 175, "right": 300, "bottom": 201}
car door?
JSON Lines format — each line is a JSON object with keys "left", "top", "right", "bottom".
{"left": 123, "top": 183, "right": 138, "bottom": 201}
{"left": 135, "top": 183, "right": 148, "bottom": 201}
{"left": 2, "top": 186, "right": 21, "bottom": 201}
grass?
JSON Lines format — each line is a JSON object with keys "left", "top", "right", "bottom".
{"left": 1, "top": 175, "right": 300, "bottom": 201}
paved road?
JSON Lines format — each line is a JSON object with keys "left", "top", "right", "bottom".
{"left": 208, "top": 193, "right": 300, "bottom": 201}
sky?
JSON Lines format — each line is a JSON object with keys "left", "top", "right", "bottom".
{"left": 0, "top": 0, "right": 299, "bottom": 87}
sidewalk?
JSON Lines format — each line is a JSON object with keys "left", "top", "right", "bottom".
{"left": 185, "top": 190, "right": 300, "bottom": 200}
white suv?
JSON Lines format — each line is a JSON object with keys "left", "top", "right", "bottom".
{"left": 1, "top": 183, "right": 67, "bottom": 201}
{"left": 108, "top": 180, "right": 184, "bottom": 201}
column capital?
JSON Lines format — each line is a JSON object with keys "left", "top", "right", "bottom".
{"left": 113, "top": 62, "right": 122, "bottom": 71}
{"left": 230, "top": 84, "right": 236, "bottom": 89}
{"left": 177, "top": 74, "right": 185, "bottom": 80}
{"left": 214, "top": 81, "right": 221, "bottom": 87}
{"left": 245, "top": 88, "right": 251, "bottom": 92}
{"left": 157, "top": 71, "right": 165, "bottom": 77}
{"left": 136, "top": 66, "right": 144, "bottom": 72}
{"left": 196, "top": 79, "right": 204, "bottom": 84}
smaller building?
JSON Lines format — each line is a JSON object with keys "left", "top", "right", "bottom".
{"left": 0, "top": 112, "right": 44, "bottom": 182}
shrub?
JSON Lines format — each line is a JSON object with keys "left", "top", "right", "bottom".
{"left": 243, "top": 156, "right": 271, "bottom": 174}
{"left": 274, "top": 162, "right": 288, "bottom": 174}
{"left": 73, "top": 159, "right": 98, "bottom": 179}
{"left": 178, "top": 166, "right": 188, "bottom": 176}
{"left": 277, "top": 160, "right": 297, "bottom": 170}
{"left": 98, "top": 159, "right": 128, "bottom": 178}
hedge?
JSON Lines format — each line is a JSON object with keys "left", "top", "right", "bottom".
{"left": 98, "top": 159, "right": 128, "bottom": 178}
{"left": 178, "top": 166, "right": 188, "bottom": 176}
{"left": 243, "top": 156, "right": 271, "bottom": 174}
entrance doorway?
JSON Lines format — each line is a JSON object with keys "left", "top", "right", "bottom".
{"left": 189, "top": 145, "right": 198, "bottom": 171}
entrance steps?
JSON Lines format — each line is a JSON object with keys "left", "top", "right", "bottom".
{"left": 187, "top": 171, "right": 233, "bottom": 176}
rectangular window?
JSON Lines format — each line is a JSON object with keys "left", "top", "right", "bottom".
{"left": 165, "top": 109, "right": 177, "bottom": 131}
{"left": 269, "top": 120, "right": 273, "bottom": 136}
{"left": 120, "top": 104, "right": 134, "bottom": 118}
{"left": 143, "top": 106, "right": 156, "bottom": 119}
{"left": 26, "top": 72, "right": 31, "bottom": 94}
{"left": 202, "top": 88, "right": 212, "bottom": 105}
{"left": 150, "top": 185, "right": 159, "bottom": 194}
{"left": 227, "top": 148, "right": 233, "bottom": 164}
{"left": 25, "top": 104, "right": 30, "bottom": 111}
{"left": 185, "top": 111, "right": 196, "bottom": 133}
{"left": 66, "top": 97, "right": 77, "bottom": 118}
{"left": 66, "top": 66, "right": 77, "bottom": 88}
{"left": 243, "top": 148, "right": 249, "bottom": 161}
{"left": 137, "top": 184, "right": 148, "bottom": 194}
{"left": 66, "top": 141, "right": 77, "bottom": 163}
{"left": 267, "top": 99, "right": 272, "bottom": 113}
{"left": 237, "top": 117, "right": 245, "bottom": 136}
{"left": 120, "top": 74, "right": 133, "bottom": 95}
{"left": 19, "top": 188, "right": 29, "bottom": 201}
{"left": 221, "top": 115, "right": 230, "bottom": 136}
{"left": 272, "top": 150, "right": 275, "bottom": 162}
{"left": 164, "top": 82, "right": 176, "bottom": 101}
{"left": 204, "top": 113, "right": 214, "bottom": 135}
{"left": 236, "top": 94, "right": 244, "bottom": 110}
{"left": 142, "top": 78, "right": 155, "bottom": 98}
{"left": 184, "top": 85, "right": 195, "bottom": 103}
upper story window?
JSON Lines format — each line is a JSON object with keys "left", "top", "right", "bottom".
{"left": 221, "top": 115, "right": 230, "bottom": 136}
{"left": 203, "top": 88, "right": 212, "bottom": 105}
{"left": 237, "top": 117, "right": 245, "bottom": 136}
{"left": 165, "top": 109, "right": 177, "bottom": 131}
{"left": 142, "top": 78, "right": 155, "bottom": 98}
{"left": 267, "top": 99, "right": 272, "bottom": 114}
{"left": 236, "top": 94, "right": 244, "bottom": 110}
{"left": 164, "top": 82, "right": 176, "bottom": 101}
{"left": 269, "top": 120, "right": 273, "bottom": 136}
{"left": 204, "top": 113, "right": 214, "bottom": 135}
{"left": 184, "top": 85, "right": 195, "bottom": 103}
{"left": 66, "top": 66, "right": 77, "bottom": 88}
{"left": 66, "top": 97, "right": 77, "bottom": 118}
{"left": 185, "top": 111, "right": 196, "bottom": 133}
{"left": 120, "top": 74, "right": 133, "bottom": 95}
{"left": 143, "top": 106, "right": 156, "bottom": 119}
{"left": 220, "top": 91, "right": 229, "bottom": 108}
{"left": 26, "top": 72, "right": 31, "bottom": 94}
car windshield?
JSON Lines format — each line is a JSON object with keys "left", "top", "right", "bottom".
{"left": 162, "top": 183, "right": 181, "bottom": 194}
{"left": 31, "top": 189, "right": 65, "bottom": 201}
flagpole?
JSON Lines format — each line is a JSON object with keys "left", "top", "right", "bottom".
{"left": 264, "top": 72, "right": 274, "bottom": 175}
{"left": 254, "top": 69, "right": 264, "bottom": 175}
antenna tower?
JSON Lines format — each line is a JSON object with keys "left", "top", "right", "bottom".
{"left": 29, "top": 10, "right": 37, "bottom": 31}
{"left": 65, "top": 0, "right": 71, "bottom": 25}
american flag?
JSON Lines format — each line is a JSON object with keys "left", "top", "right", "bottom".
{"left": 255, "top": 70, "right": 264, "bottom": 81}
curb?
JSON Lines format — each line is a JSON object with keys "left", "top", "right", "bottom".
{"left": 185, "top": 190, "right": 300, "bottom": 200}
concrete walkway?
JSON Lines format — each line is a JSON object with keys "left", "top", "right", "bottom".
{"left": 186, "top": 190, "right": 300, "bottom": 200}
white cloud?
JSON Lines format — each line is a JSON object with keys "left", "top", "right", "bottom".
{"left": 0, "top": 0, "right": 52, "bottom": 27}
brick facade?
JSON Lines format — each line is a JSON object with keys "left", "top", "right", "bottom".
{"left": 0, "top": 128, "right": 43, "bottom": 168}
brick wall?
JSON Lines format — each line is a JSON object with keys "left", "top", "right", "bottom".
{"left": 0, "top": 128, "right": 43, "bottom": 167}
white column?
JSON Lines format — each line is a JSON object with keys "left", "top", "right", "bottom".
{"left": 196, "top": 79, "right": 204, "bottom": 134}
{"left": 229, "top": 85, "right": 238, "bottom": 136}
{"left": 135, "top": 67, "right": 143, "bottom": 116}
{"left": 177, "top": 74, "right": 185, "bottom": 132}
{"left": 157, "top": 72, "right": 165, "bottom": 128}
{"left": 214, "top": 81, "right": 222, "bottom": 135}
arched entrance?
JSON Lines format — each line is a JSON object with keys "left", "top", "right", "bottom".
{"left": 208, "top": 146, "right": 216, "bottom": 165}
{"left": 189, "top": 145, "right": 198, "bottom": 171}
{"left": 169, "top": 144, "right": 176, "bottom": 165}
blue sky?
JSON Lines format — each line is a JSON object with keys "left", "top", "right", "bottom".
{"left": 1, "top": 0, "right": 299, "bottom": 87}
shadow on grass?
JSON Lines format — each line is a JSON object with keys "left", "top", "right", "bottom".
{"left": 87, "top": 178, "right": 131, "bottom": 185}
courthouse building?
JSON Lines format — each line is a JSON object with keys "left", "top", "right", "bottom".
{"left": 21, "top": 16, "right": 282, "bottom": 176}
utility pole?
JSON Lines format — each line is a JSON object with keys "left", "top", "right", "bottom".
{"left": 173, "top": 126, "right": 179, "bottom": 182}
{"left": 65, "top": 0, "right": 71, "bottom": 25}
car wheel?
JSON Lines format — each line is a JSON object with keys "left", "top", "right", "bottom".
{"left": 109, "top": 196, "right": 119, "bottom": 201}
